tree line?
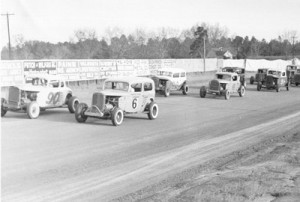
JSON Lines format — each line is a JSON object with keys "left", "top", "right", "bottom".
{"left": 1, "top": 24, "right": 299, "bottom": 60}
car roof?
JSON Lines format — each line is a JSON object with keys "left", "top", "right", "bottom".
{"left": 159, "top": 68, "right": 186, "bottom": 73}
{"left": 267, "top": 68, "right": 284, "bottom": 72}
{"left": 25, "top": 74, "right": 62, "bottom": 81}
{"left": 105, "top": 76, "right": 154, "bottom": 84}
{"left": 216, "top": 72, "right": 238, "bottom": 76}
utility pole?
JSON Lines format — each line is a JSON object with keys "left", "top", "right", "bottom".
{"left": 1, "top": 13, "right": 14, "bottom": 59}
{"left": 291, "top": 36, "right": 297, "bottom": 58}
{"left": 203, "top": 35, "right": 206, "bottom": 72}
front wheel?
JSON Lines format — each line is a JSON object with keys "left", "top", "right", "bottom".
{"left": 224, "top": 90, "right": 230, "bottom": 100}
{"left": 68, "top": 96, "right": 79, "bottom": 113}
{"left": 257, "top": 82, "right": 262, "bottom": 91}
{"left": 200, "top": 86, "right": 207, "bottom": 98}
{"left": 182, "top": 83, "right": 188, "bottom": 95}
{"left": 239, "top": 86, "right": 246, "bottom": 97}
{"left": 1, "top": 98, "right": 8, "bottom": 117}
{"left": 27, "top": 101, "right": 40, "bottom": 119}
{"left": 276, "top": 85, "right": 280, "bottom": 92}
{"left": 111, "top": 107, "right": 124, "bottom": 126}
{"left": 148, "top": 102, "right": 159, "bottom": 120}
{"left": 75, "top": 103, "right": 88, "bottom": 123}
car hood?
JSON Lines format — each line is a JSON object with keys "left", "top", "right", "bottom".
{"left": 14, "top": 84, "right": 44, "bottom": 92}
{"left": 215, "top": 79, "right": 230, "bottom": 84}
{"left": 99, "top": 90, "right": 129, "bottom": 96}
{"left": 153, "top": 75, "right": 172, "bottom": 81}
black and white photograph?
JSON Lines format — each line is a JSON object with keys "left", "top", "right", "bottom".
{"left": 1, "top": 0, "right": 300, "bottom": 201}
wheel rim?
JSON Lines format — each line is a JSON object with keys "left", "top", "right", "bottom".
{"left": 116, "top": 111, "right": 123, "bottom": 124}
{"left": 152, "top": 105, "right": 158, "bottom": 117}
{"left": 73, "top": 100, "right": 79, "bottom": 110}
{"left": 31, "top": 103, "right": 39, "bottom": 117}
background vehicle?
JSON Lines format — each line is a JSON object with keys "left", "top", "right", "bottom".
{"left": 200, "top": 72, "right": 245, "bottom": 100}
{"left": 293, "top": 68, "right": 300, "bottom": 86}
{"left": 151, "top": 68, "right": 188, "bottom": 97}
{"left": 286, "top": 65, "right": 300, "bottom": 85}
{"left": 221, "top": 67, "right": 246, "bottom": 87}
{"left": 1, "top": 74, "right": 79, "bottom": 119}
{"left": 250, "top": 68, "right": 268, "bottom": 85}
{"left": 257, "top": 69, "right": 289, "bottom": 92}
{"left": 75, "top": 77, "right": 158, "bottom": 126}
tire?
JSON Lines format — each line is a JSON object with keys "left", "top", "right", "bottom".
{"left": 1, "top": 98, "right": 8, "bottom": 117}
{"left": 224, "top": 90, "right": 230, "bottom": 100}
{"left": 111, "top": 107, "right": 124, "bottom": 126}
{"left": 164, "top": 87, "right": 170, "bottom": 97}
{"left": 250, "top": 76, "right": 255, "bottom": 84}
{"left": 164, "top": 81, "right": 171, "bottom": 97}
{"left": 276, "top": 85, "right": 280, "bottom": 92}
{"left": 182, "top": 83, "right": 188, "bottom": 95}
{"left": 75, "top": 103, "right": 88, "bottom": 123}
{"left": 200, "top": 86, "right": 207, "bottom": 98}
{"left": 27, "top": 101, "right": 40, "bottom": 119}
{"left": 296, "top": 83, "right": 299, "bottom": 86}
{"left": 239, "top": 86, "right": 246, "bottom": 97}
{"left": 148, "top": 102, "right": 159, "bottom": 120}
{"left": 68, "top": 96, "right": 79, "bottom": 113}
{"left": 257, "top": 82, "right": 262, "bottom": 91}
{"left": 286, "top": 83, "right": 289, "bottom": 91}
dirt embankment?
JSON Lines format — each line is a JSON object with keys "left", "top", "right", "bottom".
{"left": 116, "top": 133, "right": 300, "bottom": 202}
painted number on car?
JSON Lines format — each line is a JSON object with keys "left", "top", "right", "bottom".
{"left": 132, "top": 98, "right": 138, "bottom": 109}
{"left": 47, "top": 92, "right": 62, "bottom": 105}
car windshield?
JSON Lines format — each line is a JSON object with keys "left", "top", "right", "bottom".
{"left": 268, "top": 70, "right": 280, "bottom": 76}
{"left": 26, "top": 77, "right": 48, "bottom": 86}
{"left": 222, "top": 68, "right": 235, "bottom": 73}
{"left": 104, "top": 81, "right": 129, "bottom": 91}
{"left": 216, "top": 74, "right": 231, "bottom": 81}
{"left": 258, "top": 69, "right": 267, "bottom": 73}
{"left": 158, "top": 71, "right": 172, "bottom": 77}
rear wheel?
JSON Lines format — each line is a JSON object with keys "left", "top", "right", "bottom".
{"left": 148, "top": 102, "right": 159, "bottom": 120}
{"left": 164, "top": 87, "right": 170, "bottom": 97}
{"left": 111, "top": 107, "right": 124, "bottom": 126}
{"left": 239, "top": 86, "right": 246, "bottom": 97}
{"left": 182, "top": 83, "right": 188, "bottom": 95}
{"left": 75, "top": 103, "right": 88, "bottom": 123}
{"left": 250, "top": 76, "right": 255, "bottom": 84}
{"left": 224, "top": 90, "right": 230, "bottom": 100}
{"left": 200, "top": 86, "right": 207, "bottom": 98}
{"left": 1, "top": 98, "right": 8, "bottom": 117}
{"left": 27, "top": 101, "right": 40, "bottom": 119}
{"left": 296, "top": 83, "right": 299, "bottom": 86}
{"left": 68, "top": 96, "right": 79, "bottom": 113}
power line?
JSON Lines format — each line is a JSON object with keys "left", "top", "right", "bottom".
{"left": 1, "top": 13, "right": 14, "bottom": 59}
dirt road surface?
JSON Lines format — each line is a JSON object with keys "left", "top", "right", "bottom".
{"left": 2, "top": 84, "right": 300, "bottom": 201}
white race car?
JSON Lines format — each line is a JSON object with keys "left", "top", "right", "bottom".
{"left": 1, "top": 74, "right": 79, "bottom": 119}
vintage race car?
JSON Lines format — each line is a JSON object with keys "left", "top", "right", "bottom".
{"left": 294, "top": 68, "right": 300, "bottom": 86}
{"left": 75, "top": 77, "right": 158, "bottom": 126}
{"left": 1, "top": 74, "right": 79, "bottom": 119}
{"left": 257, "top": 68, "right": 289, "bottom": 92}
{"left": 250, "top": 68, "right": 268, "bottom": 85}
{"left": 221, "top": 67, "right": 246, "bottom": 87}
{"left": 200, "top": 72, "right": 245, "bottom": 100}
{"left": 286, "top": 65, "right": 300, "bottom": 85}
{"left": 151, "top": 68, "right": 188, "bottom": 97}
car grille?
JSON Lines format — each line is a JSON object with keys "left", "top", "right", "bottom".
{"left": 256, "top": 73, "right": 265, "bottom": 82}
{"left": 8, "top": 86, "right": 20, "bottom": 106}
{"left": 92, "top": 93, "right": 105, "bottom": 110}
{"left": 294, "top": 74, "right": 300, "bottom": 83}
{"left": 209, "top": 80, "right": 220, "bottom": 91}
{"left": 266, "top": 76, "right": 274, "bottom": 86}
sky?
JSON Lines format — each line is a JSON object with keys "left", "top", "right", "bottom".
{"left": 1, "top": 0, "right": 299, "bottom": 47}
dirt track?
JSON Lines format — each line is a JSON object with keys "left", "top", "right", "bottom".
{"left": 1, "top": 82, "right": 300, "bottom": 202}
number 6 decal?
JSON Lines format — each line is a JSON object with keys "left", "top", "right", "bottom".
{"left": 132, "top": 98, "right": 138, "bottom": 109}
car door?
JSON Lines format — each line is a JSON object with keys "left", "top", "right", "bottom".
{"left": 129, "top": 82, "right": 143, "bottom": 113}
{"left": 43, "top": 80, "right": 65, "bottom": 107}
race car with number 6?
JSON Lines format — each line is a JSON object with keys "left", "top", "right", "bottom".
{"left": 75, "top": 77, "right": 159, "bottom": 126}
{"left": 1, "top": 74, "right": 79, "bottom": 119}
